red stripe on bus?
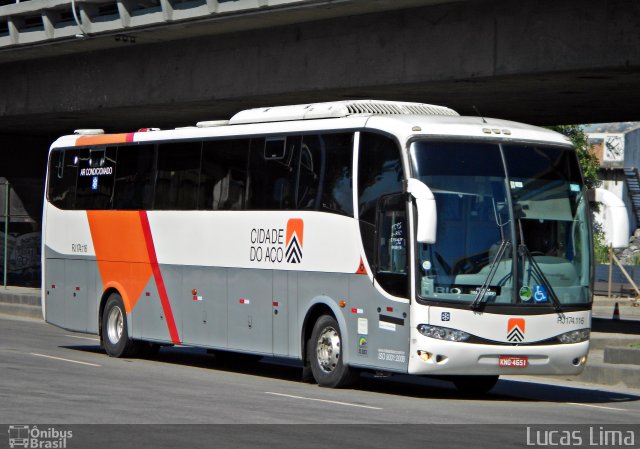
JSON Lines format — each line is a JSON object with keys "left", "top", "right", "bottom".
{"left": 139, "top": 210, "right": 181, "bottom": 344}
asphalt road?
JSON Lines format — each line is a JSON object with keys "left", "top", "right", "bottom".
{"left": 1, "top": 315, "right": 639, "bottom": 448}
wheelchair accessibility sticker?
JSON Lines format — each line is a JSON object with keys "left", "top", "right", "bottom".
{"left": 533, "top": 285, "right": 548, "bottom": 303}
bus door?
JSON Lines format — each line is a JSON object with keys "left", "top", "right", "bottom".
{"left": 371, "top": 193, "right": 411, "bottom": 371}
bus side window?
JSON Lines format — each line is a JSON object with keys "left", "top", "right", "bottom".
{"left": 322, "top": 133, "right": 353, "bottom": 216}
{"left": 200, "top": 139, "right": 250, "bottom": 210}
{"left": 247, "top": 137, "right": 299, "bottom": 210}
{"left": 301, "top": 133, "right": 354, "bottom": 216}
{"left": 358, "top": 132, "right": 404, "bottom": 295}
{"left": 112, "top": 144, "right": 155, "bottom": 210}
{"left": 375, "top": 193, "right": 409, "bottom": 298}
{"left": 358, "top": 132, "right": 403, "bottom": 224}
{"left": 75, "top": 147, "right": 116, "bottom": 210}
{"left": 296, "top": 137, "right": 320, "bottom": 210}
{"left": 155, "top": 142, "right": 201, "bottom": 210}
{"left": 47, "top": 148, "right": 78, "bottom": 210}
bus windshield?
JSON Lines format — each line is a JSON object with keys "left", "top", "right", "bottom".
{"left": 410, "top": 140, "right": 592, "bottom": 306}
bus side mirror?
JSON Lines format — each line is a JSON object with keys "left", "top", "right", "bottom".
{"left": 405, "top": 178, "right": 437, "bottom": 244}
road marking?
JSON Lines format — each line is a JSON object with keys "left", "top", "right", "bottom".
{"left": 65, "top": 334, "right": 100, "bottom": 341}
{"left": 30, "top": 353, "right": 101, "bottom": 367}
{"left": 566, "top": 402, "right": 627, "bottom": 412}
{"left": 265, "top": 392, "right": 382, "bottom": 410}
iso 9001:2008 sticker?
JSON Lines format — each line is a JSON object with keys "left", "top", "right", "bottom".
{"left": 378, "top": 349, "right": 406, "bottom": 363}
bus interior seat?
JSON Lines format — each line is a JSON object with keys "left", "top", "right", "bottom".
{"left": 213, "top": 170, "right": 244, "bottom": 210}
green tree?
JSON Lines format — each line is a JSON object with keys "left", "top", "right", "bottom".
{"left": 549, "top": 125, "right": 601, "bottom": 190}
{"left": 550, "top": 125, "right": 608, "bottom": 262}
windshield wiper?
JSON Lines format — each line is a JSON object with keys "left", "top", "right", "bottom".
{"left": 519, "top": 245, "right": 565, "bottom": 317}
{"left": 471, "top": 240, "right": 510, "bottom": 310}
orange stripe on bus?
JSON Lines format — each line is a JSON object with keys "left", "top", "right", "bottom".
{"left": 76, "top": 133, "right": 134, "bottom": 147}
{"left": 87, "top": 210, "right": 152, "bottom": 313}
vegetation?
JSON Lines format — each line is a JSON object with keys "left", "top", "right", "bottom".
{"left": 593, "top": 223, "right": 610, "bottom": 264}
{"left": 549, "top": 125, "right": 609, "bottom": 262}
{"left": 549, "top": 125, "right": 601, "bottom": 190}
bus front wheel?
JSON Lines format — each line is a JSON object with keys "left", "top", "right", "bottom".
{"left": 309, "top": 315, "right": 358, "bottom": 388}
{"left": 101, "top": 293, "right": 139, "bottom": 358}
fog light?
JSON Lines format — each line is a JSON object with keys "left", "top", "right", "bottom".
{"left": 418, "top": 350, "right": 432, "bottom": 362}
{"left": 571, "top": 355, "right": 588, "bottom": 366}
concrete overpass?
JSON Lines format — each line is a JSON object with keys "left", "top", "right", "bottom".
{"left": 0, "top": 0, "right": 639, "bottom": 136}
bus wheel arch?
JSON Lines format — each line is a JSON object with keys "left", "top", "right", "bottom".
{"left": 301, "top": 303, "right": 334, "bottom": 365}
{"left": 302, "top": 303, "right": 358, "bottom": 388}
{"left": 100, "top": 291, "right": 139, "bottom": 357}
{"left": 98, "top": 287, "right": 121, "bottom": 344}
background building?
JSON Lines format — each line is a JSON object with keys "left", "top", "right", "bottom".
{"left": 587, "top": 122, "right": 640, "bottom": 253}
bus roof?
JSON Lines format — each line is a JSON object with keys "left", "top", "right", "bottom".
{"left": 53, "top": 100, "right": 571, "bottom": 149}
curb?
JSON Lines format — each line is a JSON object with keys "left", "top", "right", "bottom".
{"left": 576, "top": 365, "right": 640, "bottom": 390}
{"left": 604, "top": 347, "right": 640, "bottom": 365}
{"left": 589, "top": 334, "right": 640, "bottom": 350}
{"left": 0, "top": 290, "right": 41, "bottom": 306}
{"left": 0, "top": 302, "right": 42, "bottom": 320}
{"left": 0, "top": 288, "right": 42, "bottom": 320}
{"left": 569, "top": 350, "right": 640, "bottom": 390}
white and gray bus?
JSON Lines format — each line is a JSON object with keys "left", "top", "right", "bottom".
{"left": 43, "top": 100, "right": 593, "bottom": 393}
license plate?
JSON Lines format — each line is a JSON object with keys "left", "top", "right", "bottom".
{"left": 499, "top": 355, "right": 529, "bottom": 368}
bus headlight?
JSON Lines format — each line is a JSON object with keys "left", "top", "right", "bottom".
{"left": 417, "top": 324, "right": 470, "bottom": 342}
{"left": 557, "top": 329, "right": 590, "bottom": 344}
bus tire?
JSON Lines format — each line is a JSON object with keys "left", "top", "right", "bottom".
{"left": 101, "top": 293, "right": 139, "bottom": 358}
{"left": 452, "top": 375, "right": 499, "bottom": 395}
{"left": 309, "top": 315, "right": 358, "bottom": 388}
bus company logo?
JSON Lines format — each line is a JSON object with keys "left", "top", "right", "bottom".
{"left": 285, "top": 218, "right": 304, "bottom": 264}
{"left": 249, "top": 219, "right": 304, "bottom": 264}
{"left": 8, "top": 425, "right": 73, "bottom": 448}
{"left": 507, "top": 318, "right": 525, "bottom": 342}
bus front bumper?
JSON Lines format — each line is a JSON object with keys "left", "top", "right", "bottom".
{"left": 407, "top": 338, "right": 590, "bottom": 376}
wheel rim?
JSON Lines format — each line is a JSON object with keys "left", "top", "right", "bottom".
{"left": 106, "top": 305, "right": 124, "bottom": 345}
{"left": 316, "top": 325, "right": 341, "bottom": 373}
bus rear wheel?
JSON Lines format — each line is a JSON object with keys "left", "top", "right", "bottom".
{"left": 309, "top": 315, "right": 358, "bottom": 388}
{"left": 101, "top": 293, "right": 140, "bottom": 358}
{"left": 452, "top": 375, "right": 499, "bottom": 395}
